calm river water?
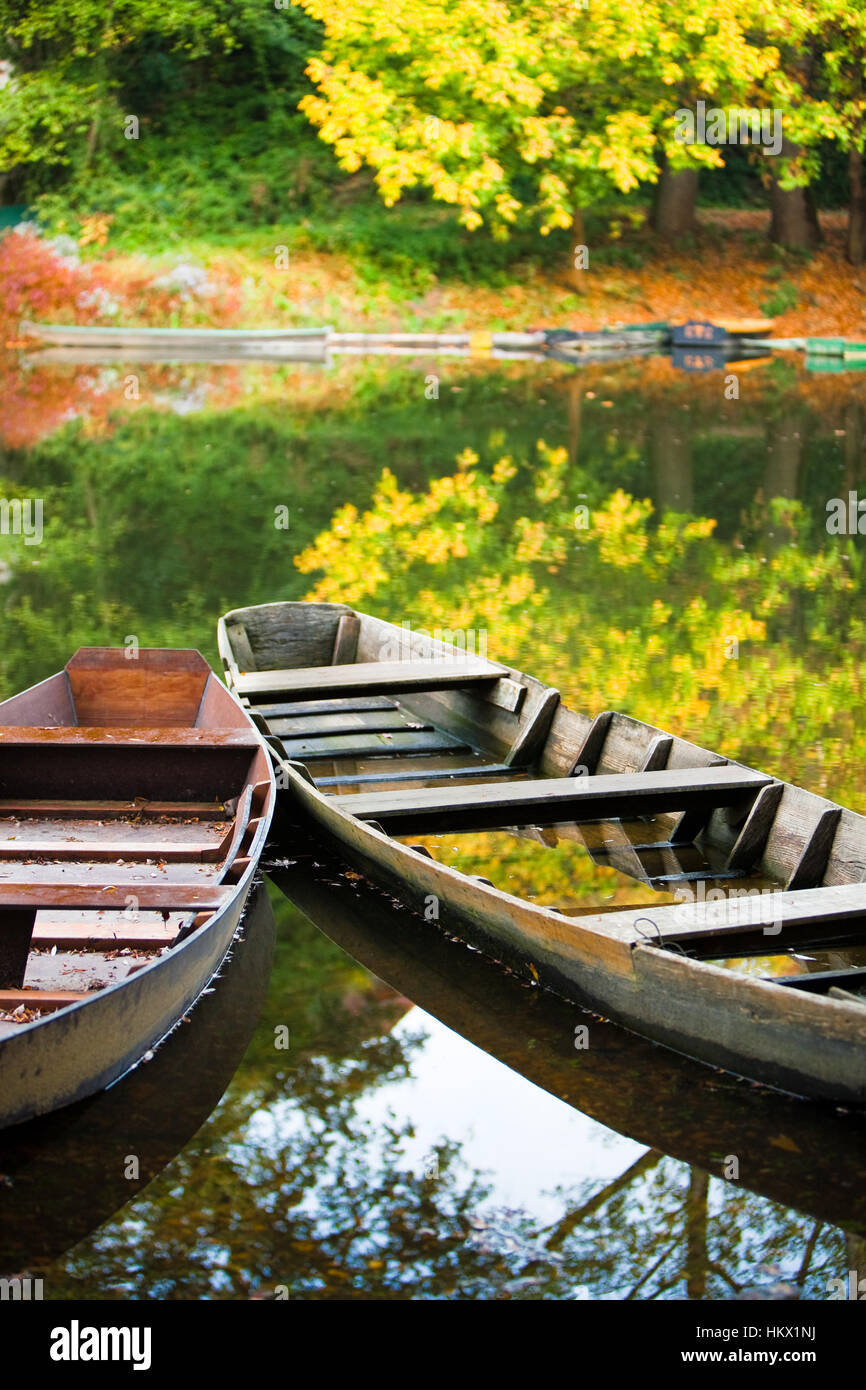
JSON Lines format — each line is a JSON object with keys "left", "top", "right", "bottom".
{"left": 1, "top": 350, "right": 865, "bottom": 1298}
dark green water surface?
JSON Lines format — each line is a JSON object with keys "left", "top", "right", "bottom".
{"left": 1, "top": 352, "right": 865, "bottom": 1299}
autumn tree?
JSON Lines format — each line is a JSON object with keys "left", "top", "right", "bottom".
{"left": 291, "top": 0, "right": 781, "bottom": 262}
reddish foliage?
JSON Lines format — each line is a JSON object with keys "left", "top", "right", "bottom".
{"left": 0, "top": 231, "right": 99, "bottom": 343}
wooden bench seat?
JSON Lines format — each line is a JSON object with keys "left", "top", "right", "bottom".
{"left": 0, "top": 883, "right": 231, "bottom": 911}
{"left": 332, "top": 765, "right": 773, "bottom": 834}
{"left": 234, "top": 658, "right": 508, "bottom": 700}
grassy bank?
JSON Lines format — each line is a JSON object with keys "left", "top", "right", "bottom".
{"left": 9, "top": 199, "right": 866, "bottom": 342}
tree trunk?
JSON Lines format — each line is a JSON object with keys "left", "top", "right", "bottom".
{"left": 843, "top": 400, "right": 864, "bottom": 492}
{"left": 684, "top": 1168, "right": 710, "bottom": 1301}
{"left": 770, "top": 140, "right": 821, "bottom": 250}
{"left": 567, "top": 376, "right": 582, "bottom": 466}
{"left": 847, "top": 147, "right": 866, "bottom": 267}
{"left": 652, "top": 158, "right": 699, "bottom": 239}
{"left": 568, "top": 207, "right": 586, "bottom": 291}
{"left": 652, "top": 412, "right": 694, "bottom": 514}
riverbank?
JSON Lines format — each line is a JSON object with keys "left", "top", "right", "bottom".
{"left": 5, "top": 209, "right": 866, "bottom": 345}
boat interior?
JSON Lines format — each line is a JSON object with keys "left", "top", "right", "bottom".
{"left": 220, "top": 602, "right": 866, "bottom": 1003}
{"left": 0, "top": 649, "right": 271, "bottom": 1031}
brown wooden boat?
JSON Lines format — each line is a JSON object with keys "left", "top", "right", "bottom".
{"left": 0, "top": 648, "right": 275, "bottom": 1129}
{"left": 219, "top": 602, "right": 866, "bottom": 1103}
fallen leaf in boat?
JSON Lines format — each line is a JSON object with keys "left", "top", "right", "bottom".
{"left": 769, "top": 1134, "right": 801, "bottom": 1153}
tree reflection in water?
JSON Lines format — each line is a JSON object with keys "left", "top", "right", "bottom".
{"left": 23, "top": 887, "right": 854, "bottom": 1302}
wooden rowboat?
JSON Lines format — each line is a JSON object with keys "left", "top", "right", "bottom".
{"left": 219, "top": 602, "right": 866, "bottom": 1104}
{"left": 270, "top": 841, "right": 866, "bottom": 1236}
{"left": 0, "top": 882, "right": 275, "bottom": 1269}
{"left": 0, "top": 648, "right": 275, "bottom": 1129}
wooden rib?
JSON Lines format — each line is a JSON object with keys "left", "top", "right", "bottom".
{"left": 235, "top": 658, "right": 507, "bottom": 699}
{"left": 505, "top": 688, "right": 560, "bottom": 767}
{"left": 217, "top": 785, "right": 253, "bottom": 878}
{"left": 786, "top": 808, "right": 843, "bottom": 890}
{"left": 0, "top": 989, "right": 89, "bottom": 1014}
{"left": 225, "top": 620, "right": 257, "bottom": 673}
{"left": 828, "top": 986, "right": 866, "bottom": 1005}
{"left": 568, "top": 711, "right": 614, "bottom": 776}
{"left": 640, "top": 735, "right": 673, "bottom": 772}
{"left": 333, "top": 765, "right": 772, "bottom": 834}
{"left": 331, "top": 613, "right": 361, "bottom": 665}
{"left": 726, "top": 781, "right": 785, "bottom": 871}
{"left": 669, "top": 761, "right": 730, "bottom": 844}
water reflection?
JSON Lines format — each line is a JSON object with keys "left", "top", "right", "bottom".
{"left": 2, "top": 845, "right": 862, "bottom": 1300}
{"left": 1, "top": 352, "right": 865, "bottom": 1298}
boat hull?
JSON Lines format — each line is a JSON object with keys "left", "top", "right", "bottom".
{"left": 0, "top": 859, "right": 256, "bottom": 1129}
{"left": 281, "top": 763, "right": 866, "bottom": 1104}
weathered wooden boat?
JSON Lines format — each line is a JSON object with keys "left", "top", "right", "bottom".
{"left": 0, "top": 882, "right": 275, "bottom": 1269}
{"left": 271, "top": 840, "right": 866, "bottom": 1237}
{"left": 0, "top": 648, "right": 275, "bottom": 1129}
{"left": 220, "top": 602, "right": 866, "bottom": 1103}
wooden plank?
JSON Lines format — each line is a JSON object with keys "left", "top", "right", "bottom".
{"left": 253, "top": 696, "right": 398, "bottom": 719}
{"left": 281, "top": 731, "right": 469, "bottom": 761}
{"left": 568, "top": 711, "right": 614, "bottom": 776}
{"left": 629, "top": 882, "right": 866, "bottom": 947}
{"left": 332, "top": 765, "right": 772, "bottom": 834}
{"left": 726, "top": 781, "right": 785, "bottom": 871}
{"left": 0, "top": 908, "right": 36, "bottom": 989}
{"left": 235, "top": 658, "right": 507, "bottom": 699}
{"left": 0, "top": 884, "right": 231, "bottom": 910}
{"left": 0, "top": 836, "right": 224, "bottom": 862}
{"left": 313, "top": 762, "right": 519, "bottom": 788}
{"left": 226, "top": 602, "right": 356, "bottom": 672}
{"left": 0, "top": 988, "right": 89, "bottom": 1014}
{"left": 268, "top": 711, "right": 429, "bottom": 738}
{"left": 505, "top": 688, "right": 560, "bottom": 767}
{"left": 0, "top": 799, "right": 228, "bottom": 820}
{"left": 786, "top": 808, "right": 843, "bottom": 889}
{"left": 65, "top": 648, "right": 211, "bottom": 727}
{"left": 0, "top": 726, "right": 259, "bottom": 748}
{"left": 331, "top": 613, "right": 361, "bottom": 665}
{"left": 32, "top": 920, "right": 177, "bottom": 948}
{"left": 769, "top": 966, "right": 866, "bottom": 993}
